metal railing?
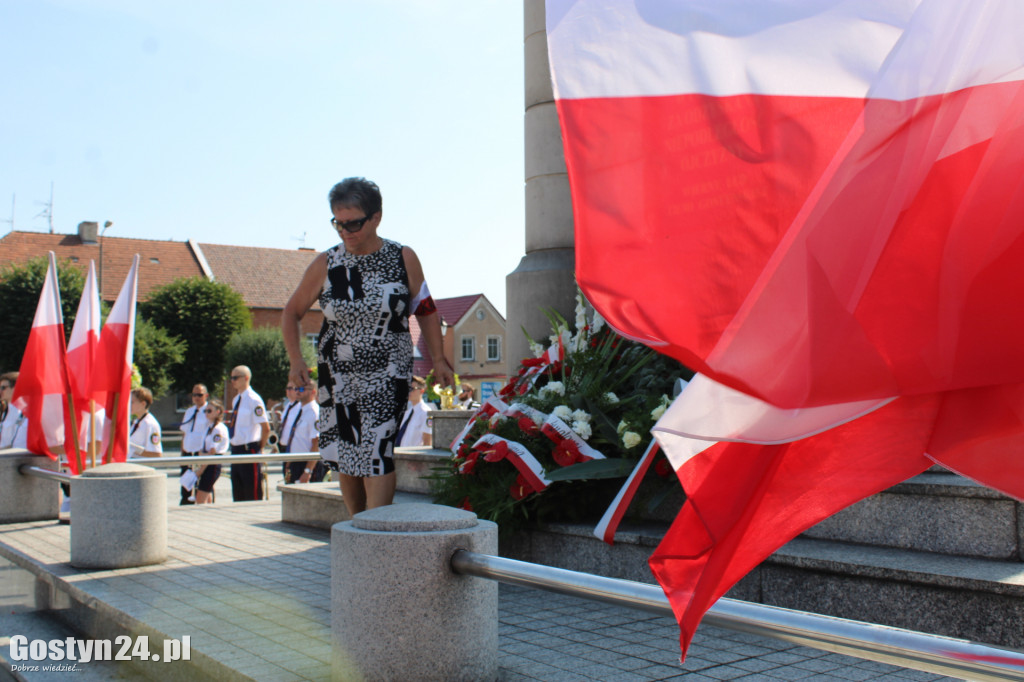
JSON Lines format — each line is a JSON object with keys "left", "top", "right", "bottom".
{"left": 18, "top": 452, "right": 320, "bottom": 482}
{"left": 451, "top": 549, "right": 1024, "bottom": 682}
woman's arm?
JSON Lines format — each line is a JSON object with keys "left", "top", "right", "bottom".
{"left": 283, "top": 252, "right": 328, "bottom": 389}
{"left": 403, "top": 247, "right": 455, "bottom": 388}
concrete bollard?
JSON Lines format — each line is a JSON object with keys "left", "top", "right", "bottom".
{"left": 332, "top": 503, "right": 498, "bottom": 682}
{"left": 70, "top": 462, "right": 167, "bottom": 568}
{"left": 0, "top": 449, "right": 60, "bottom": 523}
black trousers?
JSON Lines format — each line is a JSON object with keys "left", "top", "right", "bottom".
{"left": 230, "top": 442, "right": 264, "bottom": 501}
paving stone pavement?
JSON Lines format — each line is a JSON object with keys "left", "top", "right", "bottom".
{"left": 0, "top": 474, "right": 960, "bottom": 681}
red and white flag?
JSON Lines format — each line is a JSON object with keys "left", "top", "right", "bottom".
{"left": 547, "top": 0, "right": 1024, "bottom": 658}
{"left": 11, "top": 252, "right": 72, "bottom": 459}
{"left": 93, "top": 255, "right": 139, "bottom": 464}
{"left": 65, "top": 260, "right": 103, "bottom": 473}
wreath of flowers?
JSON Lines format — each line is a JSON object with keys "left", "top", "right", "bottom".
{"left": 429, "top": 291, "right": 692, "bottom": 534}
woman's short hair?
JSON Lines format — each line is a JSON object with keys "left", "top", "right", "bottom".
{"left": 0, "top": 371, "right": 19, "bottom": 385}
{"left": 328, "top": 177, "right": 382, "bottom": 218}
{"left": 131, "top": 387, "right": 154, "bottom": 407}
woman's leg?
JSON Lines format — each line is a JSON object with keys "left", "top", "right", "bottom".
{"left": 196, "top": 490, "right": 213, "bottom": 504}
{"left": 364, "top": 471, "right": 396, "bottom": 510}
{"left": 338, "top": 474, "right": 367, "bottom": 516}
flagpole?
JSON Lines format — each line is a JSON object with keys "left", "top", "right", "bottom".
{"left": 66, "top": 393, "right": 83, "bottom": 474}
{"left": 89, "top": 400, "right": 96, "bottom": 469}
{"left": 105, "top": 392, "right": 120, "bottom": 464}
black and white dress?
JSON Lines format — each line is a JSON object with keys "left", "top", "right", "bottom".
{"left": 317, "top": 238, "right": 413, "bottom": 476}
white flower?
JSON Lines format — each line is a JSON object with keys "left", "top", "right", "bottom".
{"left": 617, "top": 419, "right": 628, "bottom": 434}
{"left": 571, "top": 409, "right": 591, "bottom": 423}
{"left": 604, "top": 392, "right": 619, "bottom": 404}
{"left": 540, "top": 381, "right": 565, "bottom": 397}
{"left": 651, "top": 404, "right": 667, "bottom": 421}
{"left": 572, "top": 420, "right": 592, "bottom": 440}
{"left": 575, "top": 291, "right": 588, "bottom": 326}
{"left": 552, "top": 405, "right": 573, "bottom": 420}
{"left": 591, "top": 309, "right": 605, "bottom": 334}
{"left": 622, "top": 431, "right": 642, "bottom": 449}
{"left": 529, "top": 342, "right": 545, "bottom": 358}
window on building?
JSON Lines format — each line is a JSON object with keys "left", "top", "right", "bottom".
{"left": 461, "top": 335, "right": 476, "bottom": 362}
{"left": 487, "top": 336, "right": 502, "bottom": 362}
{"left": 306, "top": 333, "right": 318, "bottom": 351}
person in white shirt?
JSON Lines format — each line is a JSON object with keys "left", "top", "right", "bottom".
{"left": 277, "top": 383, "right": 301, "bottom": 476}
{"left": 397, "top": 376, "right": 433, "bottom": 448}
{"left": 284, "top": 379, "right": 322, "bottom": 484}
{"left": 456, "top": 383, "right": 477, "bottom": 410}
{"left": 178, "top": 383, "right": 210, "bottom": 505}
{"left": 195, "top": 399, "right": 229, "bottom": 504}
{"left": 227, "top": 365, "right": 270, "bottom": 501}
{"left": 0, "top": 372, "right": 27, "bottom": 450}
{"left": 128, "top": 387, "right": 162, "bottom": 458}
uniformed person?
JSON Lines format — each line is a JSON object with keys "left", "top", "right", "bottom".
{"left": 277, "top": 384, "right": 301, "bottom": 477}
{"left": 227, "top": 366, "right": 270, "bottom": 501}
{"left": 178, "top": 383, "right": 210, "bottom": 504}
{"left": 284, "top": 379, "right": 323, "bottom": 484}
{"left": 128, "top": 387, "right": 163, "bottom": 458}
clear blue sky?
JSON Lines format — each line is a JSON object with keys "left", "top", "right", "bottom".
{"left": 0, "top": 0, "right": 525, "bottom": 316}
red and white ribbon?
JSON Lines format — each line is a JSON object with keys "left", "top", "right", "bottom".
{"left": 472, "top": 433, "right": 552, "bottom": 493}
{"left": 449, "top": 396, "right": 510, "bottom": 454}
{"left": 540, "top": 414, "right": 605, "bottom": 462}
{"left": 593, "top": 440, "right": 661, "bottom": 545}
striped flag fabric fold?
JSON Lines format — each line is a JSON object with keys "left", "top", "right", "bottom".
{"left": 546, "top": 0, "right": 1024, "bottom": 660}
{"left": 93, "top": 255, "right": 139, "bottom": 464}
{"left": 65, "top": 260, "right": 102, "bottom": 473}
{"left": 11, "top": 252, "right": 72, "bottom": 460}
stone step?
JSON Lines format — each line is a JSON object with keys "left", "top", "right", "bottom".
{"left": 755, "top": 537, "right": 1024, "bottom": 649}
{"left": 0, "top": 558, "right": 162, "bottom": 682}
{"left": 803, "top": 472, "right": 1023, "bottom": 560}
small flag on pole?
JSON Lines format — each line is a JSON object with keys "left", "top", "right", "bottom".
{"left": 11, "top": 252, "right": 72, "bottom": 460}
{"left": 93, "top": 255, "right": 139, "bottom": 464}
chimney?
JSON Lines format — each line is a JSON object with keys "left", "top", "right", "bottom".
{"left": 78, "top": 221, "right": 99, "bottom": 244}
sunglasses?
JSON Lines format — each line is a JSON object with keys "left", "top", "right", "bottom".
{"left": 230, "top": 375, "right": 244, "bottom": 381}
{"left": 331, "top": 215, "right": 372, "bottom": 233}
{"left": 203, "top": 408, "right": 218, "bottom": 414}
{"left": 192, "top": 393, "right": 206, "bottom": 397}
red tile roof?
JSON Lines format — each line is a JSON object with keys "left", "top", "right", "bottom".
{"left": 197, "top": 243, "right": 320, "bottom": 309}
{"left": 0, "top": 231, "right": 205, "bottom": 301}
{"left": 435, "top": 294, "right": 481, "bottom": 327}
{"left": 409, "top": 294, "right": 494, "bottom": 377}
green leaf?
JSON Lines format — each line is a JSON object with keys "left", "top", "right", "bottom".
{"left": 544, "top": 458, "right": 635, "bottom": 481}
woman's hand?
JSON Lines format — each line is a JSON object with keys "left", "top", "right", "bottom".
{"left": 289, "top": 360, "right": 313, "bottom": 389}
{"left": 433, "top": 357, "right": 455, "bottom": 391}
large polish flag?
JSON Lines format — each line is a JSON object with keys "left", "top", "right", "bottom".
{"left": 11, "top": 252, "right": 72, "bottom": 459}
{"left": 65, "top": 260, "right": 103, "bottom": 473}
{"left": 547, "top": 0, "right": 1024, "bottom": 658}
{"left": 93, "top": 255, "right": 139, "bottom": 464}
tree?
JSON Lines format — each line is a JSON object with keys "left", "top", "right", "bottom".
{"left": 133, "top": 316, "right": 186, "bottom": 400}
{"left": 0, "top": 256, "right": 85, "bottom": 372}
{"left": 224, "top": 327, "right": 316, "bottom": 404}
{"left": 140, "top": 277, "right": 251, "bottom": 392}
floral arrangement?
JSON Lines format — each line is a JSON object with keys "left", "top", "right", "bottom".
{"left": 429, "top": 292, "right": 693, "bottom": 534}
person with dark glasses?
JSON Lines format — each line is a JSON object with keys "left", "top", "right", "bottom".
{"left": 282, "top": 177, "right": 454, "bottom": 516}
{"left": 195, "top": 399, "right": 228, "bottom": 504}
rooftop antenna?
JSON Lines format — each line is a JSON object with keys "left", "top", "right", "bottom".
{"left": 34, "top": 182, "right": 54, "bottom": 233}
{"left": 0, "top": 194, "right": 13, "bottom": 232}
{"left": 291, "top": 231, "right": 307, "bottom": 248}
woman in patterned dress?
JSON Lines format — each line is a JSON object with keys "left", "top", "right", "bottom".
{"left": 282, "top": 178, "right": 453, "bottom": 516}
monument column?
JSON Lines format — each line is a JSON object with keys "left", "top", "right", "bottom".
{"left": 506, "top": 0, "right": 577, "bottom": 374}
